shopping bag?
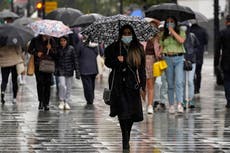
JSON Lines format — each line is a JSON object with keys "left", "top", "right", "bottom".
{"left": 27, "top": 55, "right": 34, "bottom": 76}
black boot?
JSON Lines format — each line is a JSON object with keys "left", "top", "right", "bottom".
{"left": 1, "top": 92, "right": 5, "bottom": 104}
{"left": 38, "top": 101, "right": 43, "bottom": 110}
{"left": 122, "top": 131, "right": 130, "bottom": 150}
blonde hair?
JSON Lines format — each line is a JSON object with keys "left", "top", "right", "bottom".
{"left": 127, "top": 47, "right": 142, "bottom": 68}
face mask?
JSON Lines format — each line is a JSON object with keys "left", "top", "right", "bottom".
{"left": 166, "top": 22, "right": 175, "bottom": 28}
{"left": 180, "top": 26, "right": 187, "bottom": 31}
{"left": 121, "top": 36, "right": 132, "bottom": 44}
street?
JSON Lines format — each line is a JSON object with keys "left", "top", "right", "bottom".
{"left": 0, "top": 55, "right": 229, "bottom": 153}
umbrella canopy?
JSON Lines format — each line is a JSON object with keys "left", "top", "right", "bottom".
{"left": 145, "top": 3, "right": 195, "bottom": 22}
{"left": 194, "top": 11, "right": 208, "bottom": 23}
{"left": 81, "top": 14, "right": 159, "bottom": 45}
{"left": 72, "top": 13, "right": 104, "bottom": 27}
{"left": 27, "top": 19, "right": 73, "bottom": 38}
{"left": 0, "top": 24, "right": 34, "bottom": 46}
{"left": 13, "top": 17, "right": 35, "bottom": 26}
{"left": 0, "top": 9, "right": 19, "bottom": 19}
{"left": 45, "top": 7, "right": 83, "bottom": 26}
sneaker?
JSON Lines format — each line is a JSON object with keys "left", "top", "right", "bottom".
{"left": 159, "top": 103, "right": 166, "bottom": 110}
{"left": 64, "top": 103, "right": 71, "bottom": 110}
{"left": 153, "top": 101, "right": 159, "bottom": 109}
{"left": 188, "top": 100, "right": 195, "bottom": 108}
{"left": 226, "top": 102, "right": 230, "bottom": 108}
{"left": 169, "top": 105, "right": 175, "bottom": 114}
{"left": 58, "top": 101, "right": 65, "bottom": 110}
{"left": 177, "top": 103, "right": 184, "bottom": 113}
{"left": 147, "top": 105, "right": 153, "bottom": 114}
{"left": 12, "top": 98, "right": 17, "bottom": 104}
{"left": 182, "top": 100, "right": 187, "bottom": 110}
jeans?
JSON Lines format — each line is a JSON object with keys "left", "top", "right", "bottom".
{"left": 183, "top": 63, "right": 196, "bottom": 101}
{"left": 58, "top": 76, "right": 73, "bottom": 103}
{"left": 164, "top": 55, "right": 184, "bottom": 105}
{"left": 154, "top": 72, "right": 168, "bottom": 104}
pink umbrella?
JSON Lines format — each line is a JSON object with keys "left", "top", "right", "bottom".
{"left": 27, "top": 19, "right": 72, "bottom": 37}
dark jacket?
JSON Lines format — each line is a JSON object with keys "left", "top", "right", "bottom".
{"left": 55, "top": 45, "right": 80, "bottom": 77}
{"left": 77, "top": 41, "right": 98, "bottom": 75}
{"left": 215, "top": 26, "right": 230, "bottom": 72}
{"left": 184, "top": 31, "right": 200, "bottom": 63}
{"left": 104, "top": 41, "right": 146, "bottom": 122}
{"left": 190, "top": 24, "right": 208, "bottom": 64}
{"left": 27, "top": 35, "right": 56, "bottom": 70}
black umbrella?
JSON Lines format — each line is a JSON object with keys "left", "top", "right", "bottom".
{"left": 13, "top": 17, "right": 34, "bottom": 26}
{"left": 0, "top": 9, "right": 19, "bottom": 19}
{"left": 45, "top": 7, "right": 83, "bottom": 26}
{"left": 145, "top": 3, "right": 195, "bottom": 22}
{"left": 0, "top": 24, "right": 34, "bottom": 46}
{"left": 71, "top": 13, "right": 104, "bottom": 27}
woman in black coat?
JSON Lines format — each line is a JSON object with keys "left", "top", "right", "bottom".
{"left": 28, "top": 35, "right": 56, "bottom": 111}
{"left": 104, "top": 24, "right": 146, "bottom": 151}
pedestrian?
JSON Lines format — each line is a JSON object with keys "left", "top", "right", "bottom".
{"left": 104, "top": 24, "right": 146, "bottom": 151}
{"left": 143, "top": 18, "right": 162, "bottom": 114}
{"left": 160, "top": 16, "right": 186, "bottom": 114}
{"left": 55, "top": 35, "right": 80, "bottom": 110}
{"left": 215, "top": 15, "right": 230, "bottom": 108}
{"left": 181, "top": 24, "right": 199, "bottom": 109}
{"left": 77, "top": 35, "right": 100, "bottom": 105}
{"left": 0, "top": 45, "right": 23, "bottom": 104}
{"left": 190, "top": 20, "right": 208, "bottom": 93}
{"left": 27, "top": 35, "right": 56, "bottom": 111}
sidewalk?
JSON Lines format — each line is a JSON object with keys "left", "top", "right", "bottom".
{"left": 0, "top": 55, "right": 229, "bottom": 153}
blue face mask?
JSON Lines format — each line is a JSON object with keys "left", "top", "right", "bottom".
{"left": 121, "top": 36, "right": 132, "bottom": 44}
{"left": 166, "top": 22, "right": 175, "bottom": 28}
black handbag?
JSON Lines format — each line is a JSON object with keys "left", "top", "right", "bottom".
{"left": 183, "top": 60, "right": 193, "bottom": 71}
{"left": 39, "top": 59, "right": 55, "bottom": 73}
{"left": 103, "top": 70, "right": 115, "bottom": 105}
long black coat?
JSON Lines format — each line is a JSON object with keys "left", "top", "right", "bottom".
{"left": 104, "top": 41, "right": 146, "bottom": 122}
{"left": 55, "top": 45, "right": 80, "bottom": 77}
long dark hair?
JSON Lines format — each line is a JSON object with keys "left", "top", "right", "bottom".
{"left": 162, "top": 16, "right": 180, "bottom": 40}
{"left": 118, "top": 24, "right": 144, "bottom": 68}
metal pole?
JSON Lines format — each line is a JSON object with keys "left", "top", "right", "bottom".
{"left": 42, "top": 0, "right": 45, "bottom": 19}
{"left": 214, "top": 0, "right": 219, "bottom": 58}
{"left": 172, "top": 0, "right": 177, "bottom": 4}
{"left": 27, "top": 0, "right": 31, "bottom": 17}
{"left": 11, "top": 0, "right": 14, "bottom": 12}
{"left": 120, "top": 0, "right": 123, "bottom": 14}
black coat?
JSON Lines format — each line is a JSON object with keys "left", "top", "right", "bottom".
{"left": 190, "top": 24, "right": 208, "bottom": 65}
{"left": 55, "top": 45, "right": 80, "bottom": 77}
{"left": 104, "top": 41, "right": 146, "bottom": 122}
{"left": 215, "top": 26, "right": 230, "bottom": 72}
{"left": 28, "top": 36, "right": 56, "bottom": 70}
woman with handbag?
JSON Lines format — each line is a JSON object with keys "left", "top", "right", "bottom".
{"left": 160, "top": 16, "right": 186, "bottom": 114}
{"left": 55, "top": 35, "right": 80, "bottom": 110}
{"left": 28, "top": 35, "right": 56, "bottom": 111}
{"left": 104, "top": 24, "right": 146, "bottom": 151}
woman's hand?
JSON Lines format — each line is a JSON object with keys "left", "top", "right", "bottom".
{"left": 47, "top": 43, "right": 52, "bottom": 50}
{"left": 117, "top": 56, "right": 124, "bottom": 62}
{"left": 37, "top": 51, "right": 43, "bottom": 57}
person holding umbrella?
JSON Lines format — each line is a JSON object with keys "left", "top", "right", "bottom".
{"left": 28, "top": 35, "right": 56, "bottom": 111}
{"left": 160, "top": 16, "right": 186, "bottom": 114}
{"left": 104, "top": 24, "right": 146, "bottom": 151}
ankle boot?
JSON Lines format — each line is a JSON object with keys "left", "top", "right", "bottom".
{"left": 1, "top": 92, "right": 5, "bottom": 104}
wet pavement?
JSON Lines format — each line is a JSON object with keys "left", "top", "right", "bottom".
{"left": 0, "top": 55, "right": 229, "bottom": 153}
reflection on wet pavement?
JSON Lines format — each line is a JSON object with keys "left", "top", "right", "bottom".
{"left": 0, "top": 57, "right": 229, "bottom": 153}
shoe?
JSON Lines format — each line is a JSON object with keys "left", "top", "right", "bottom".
{"left": 38, "top": 101, "right": 43, "bottom": 110}
{"left": 169, "top": 105, "right": 175, "bottom": 114}
{"left": 182, "top": 100, "right": 187, "bottom": 110}
{"left": 1, "top": 93, "right": 5, "bottom": 104}
{"left": 177, "top": 103, "right": 184, "bottom": 113}
{"left": 195, "top": 90, "right": 200, "bottom": 94}
{"left": 188, "top": 100, "right": 195, "bottom": 108}
{"left": 147, "top": 105, "right": 153, "bottom": 114}
{"left": 153, "top": 101, "right": 159, "bottom": 109}
{"left": 44, "top": 105, "right": 50, "bottom": 111}
{"left": 58, "top": 101, "right": 65, "bottom": 110}
{"left": 159, "top": 103, "right": 166, "bottom": 110}
{"left": 226, "top": 102, "right": 230, "bottom": 108}
{"left": 64, "top": 103, "right": 71, "bottom": 110}
{"left": 12, "top": 98, "right": 17, "bottom": 104}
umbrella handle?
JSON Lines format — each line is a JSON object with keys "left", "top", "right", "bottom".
{"left": 47, "top": 39, "right": 50, "bottom": 55}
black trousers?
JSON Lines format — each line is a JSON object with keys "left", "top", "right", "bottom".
{"left": 1, "top": 66, "right": 18, "bottom": 98}
{"left": 194, "top": 63, "right": 203, "bottom": 92}
{"left": 35, "top": 69, "right": 52, "bottom": 107}
{"left": 119, "top": 119, "right": 133, "bottom": 149}
{"left": 81, "top": 74, "right": 96, "bottom": 104}
{"left": 223, "top": 72, "right": 230, "bottom": 103}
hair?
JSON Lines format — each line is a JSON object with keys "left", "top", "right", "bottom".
{"left": 226, "top": 14, "right": 230, "bottom": 22}
{"left": 59, "top": 35, "right": 69, "bottom": 46}
{"left": 118, "top": 24, "right": 144, "bottom": 68}
{"left": 162, "top": 16, "right": 180, "bottom": 40}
